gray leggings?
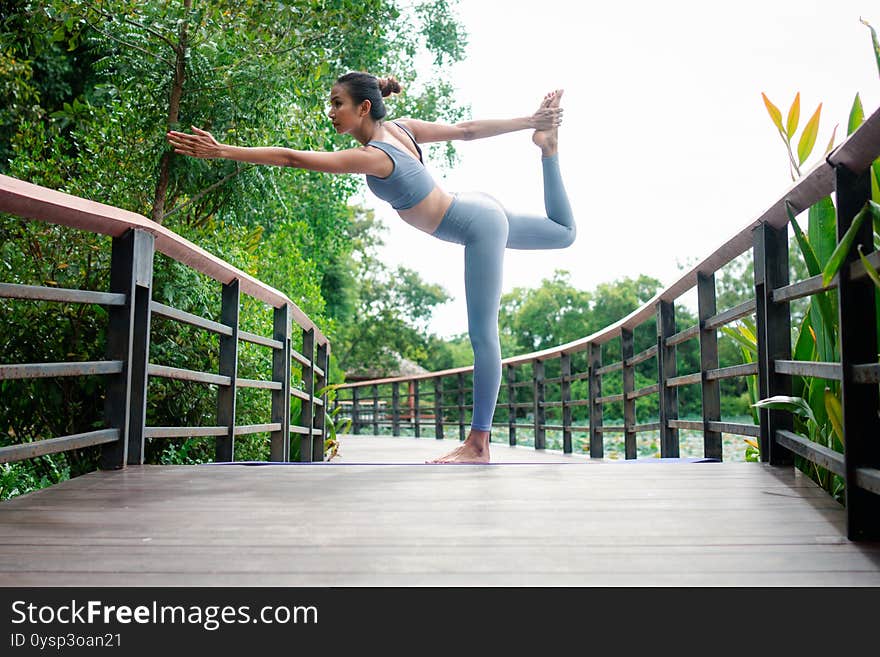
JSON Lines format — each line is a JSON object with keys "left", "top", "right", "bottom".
{"left": 430, "top": 154, "right": 576, "bottom": 431}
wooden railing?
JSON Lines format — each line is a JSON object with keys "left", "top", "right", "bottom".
{"left": 0, "top": 175, "right": 330, "bottom": 467}
{"left": 335, "top": 105, "right": 880, "bottom": 541}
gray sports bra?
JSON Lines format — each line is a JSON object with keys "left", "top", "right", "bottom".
{"left": 365, "top": 121, "right": 436, "bottom": 210}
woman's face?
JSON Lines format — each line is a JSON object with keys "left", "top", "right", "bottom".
{"left": 328, "top": 84, "right": 363, "bottom": 134}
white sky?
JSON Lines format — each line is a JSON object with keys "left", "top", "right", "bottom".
{"left": 352, "top": 0, "right": 880, "bottom": 339}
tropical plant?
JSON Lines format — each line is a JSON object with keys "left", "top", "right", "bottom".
{"left": 317, "top": 383, "right": 353, "bottom": 461}
{"left": 720, "top": 317, "right": 761, "bottom": 461}
{"left": 752, "top": 17, "right": 880, "bottom": 497}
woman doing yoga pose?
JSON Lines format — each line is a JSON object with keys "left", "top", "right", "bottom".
{"left": 166, "top": 72, "right": 576, "bottom": 464}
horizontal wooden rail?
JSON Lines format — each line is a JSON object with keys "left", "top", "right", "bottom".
{"left": 775, "top": 360, "right": 842, "bottom": 380}
{"left": 234, "top": 423, "right": 282, "bottom": 436}
{"left": 856, "top": 468, "right": 880, "bottom": 496}
{"left": 595, "top": 362, "right": 623, "bottom": 376}
{"left": 238, "top": 330, "right": 283, "bottom": 350}
{"left": 150, "top": 301, "right": 233, "bottom": 336}
{"left": 0, "top": 429, "right": 119, "bottom": 464}
{"left": 236, "top": 377, "right": 283, "bottom": 390}
{"left": 704, "top": 299, "right": 756, "bottom": 330}
{"left": 776, "top": 430, "right": 845, "bottom": 477}
{"left": 666, "top": 325, "right": 700, "bottom": 347}
{"left": 667, "top": 372, "right": 702, "bottom": 388}
{"left": 143, "top": 426, "right": 228, "bottom": 439}
{"left": 0, "top": 282, "right": 126, "bottom": 306}
{"left": 0, "top": 361, "right": 123, "bottom": 380}
{"left": 669, "top": 420, "right": 703, "bottom": 431}
{"left": 771, "top": 274, "right": 837, "bottom": 303}
{"left": 291, "top": 388, "right": 311, "bottom": 402}
{"left": 147, "top": 363, "right": 231, "bottom": 386}
{"left": 627, "top": 345, "right": 658, "bottom": 367}
{"left": 707, "top": 421, "right": 760, "bottom": 437}
{"left": 706, "top": 363, "right": 759, "bottom": 381}
{"left": 627, "top": 384, "right": 659, "bottom": 400}
{"left": 628, "top": 422, "right": 658, "bottom": 432}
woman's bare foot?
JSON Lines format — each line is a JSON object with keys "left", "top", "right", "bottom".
{"left": 426, "top": 430, "right": 490, "bottom": 464}
{"left": 532, "top": 89, "right": 563, "bottom": 157}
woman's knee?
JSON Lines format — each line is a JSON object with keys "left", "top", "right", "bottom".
{"left": 468, "top": 325, "right": 501, "bottom": 357}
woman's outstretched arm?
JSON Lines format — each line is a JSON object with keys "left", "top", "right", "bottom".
{"left": 166, "top": 126, "right": 381, "bottom": 175}
{"left": 399, "top": 104, "right": 562, "bottom": 143}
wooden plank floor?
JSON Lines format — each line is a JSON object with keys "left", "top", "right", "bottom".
{"left": 1, "top": 434, "right": 879, "bottom": 586}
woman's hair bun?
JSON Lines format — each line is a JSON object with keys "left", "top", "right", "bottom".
{"left": 377, "top": 76, "right": 402, "bottom": 97}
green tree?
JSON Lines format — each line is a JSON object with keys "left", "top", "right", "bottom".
{"left": 331, "top": 209, "right": 452, "bottom": 376}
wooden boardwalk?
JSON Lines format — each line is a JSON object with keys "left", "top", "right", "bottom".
{"left": 1, "top": 434, "right": 879, "bottom": 586}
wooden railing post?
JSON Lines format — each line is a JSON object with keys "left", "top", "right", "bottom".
{"left": 372, "top": 384, "right": 379, "bottom": 435}
{"left": 392, "top": 381, "right": 400, "bottom": 436}
{"left": 656, "top": 300, "right": 680, "bottom": 457}
{"left": 351, "top": 386, "right": 360, "bottom": 435}
{"left": 299, "top": 327, "right": 315, "bottom": 461}
{"left": 457, "top": 372, "right": 466, "bottom": 441}
{"left": 216, "top": 278, "right": 240, "bottom": 463}
{"left": 434, "top": 376, "right": 444, "bottom": 439}
{"left": 561, "top": 352, "right": 572, "bottom": 454}
{"left": 588, "top": 343, "right": 603, "bottom": 458}
{"left": 270, "top": 304, "right": 291, "bottom": 462}
{"left": 413, "top": 379, "right": 421, "bottom": 438}
{"left": 753, "top": 222, "right": 794, "bottom": 465}
{"left": 621, "top": 329, "right": 637, "bottom": 459}
{"left": 834, "top": 163, "right": 880, "bottom": 540}
{"left": 102, "top": 228, "right": 155, "bottom": 469}
{"left": 313, "top": 339, "right": 329, "bottom": 461}
{"left": 507, "top": 364, "right": 516, "bottom": 446}
{"left": 533, "top": 359, "right": 545, "bottom": 450}
{"left": 697, "top": 272, "right": 722, "bottom": 460}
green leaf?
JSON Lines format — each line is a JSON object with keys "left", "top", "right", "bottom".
{"left": 857, "top": 243, "right": 880, "bottom": 289}
{"left": 786, "top": 92, "right": 800, "bottom": 139}
{"left": 824, "top": 388, "right": 844, "bottom": 446}
{"left": 848, "top": 93, "right": 864, "bottom": 136}
{"left": 720, "top": 325, "right": 757, "bottom": 357}
{"left": 861, "top": 18, "right": 880, "bottom": 78}
{"left": 822, "top": 204, "right": 867, "bottom": 286}
{"left": 791, "top": 314, "right": 814, "bottom": 401}
{"left": 809, "top": 195, "right": 837, "bottom": 269}
{"left": 761, "top": 93, "right": 785, "bottom": 136}
{"left": 752, "top": 395, "right": 817, "bottom": 425}
{"left": 806, "top": 374, "right": 829, "bottom": 435}
{"left": 873, "top": 160, "right": 880, "bottom": 204}
{"left": 800, "top": 196, "right": 839, "bottom": 362}
{"left": 792, "top": 314, "right": 814, "bottom": 365}
{"left": 786, "top": 202, "right": 821, "bottom": 276}
{"left": 797, "top": 103, "right": 822, "bottom": 166}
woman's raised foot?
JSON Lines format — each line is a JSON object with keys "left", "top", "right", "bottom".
{"left": 532, "top": 88, "right": 563, "bottom": 157}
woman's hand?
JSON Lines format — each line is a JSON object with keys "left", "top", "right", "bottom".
{"left": 166, "top": 126, "right": 224, "bottom": 159}
{"left": 529, "top": 106, "right": 563, "bottom": 131}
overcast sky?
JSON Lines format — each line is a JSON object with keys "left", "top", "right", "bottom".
{"left": 353, "top": 0, "right": 880, "bottom": 339}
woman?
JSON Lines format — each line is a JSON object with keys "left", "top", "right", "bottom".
{"left": 166, "top": 71, "right": 576, "bottom": 464}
